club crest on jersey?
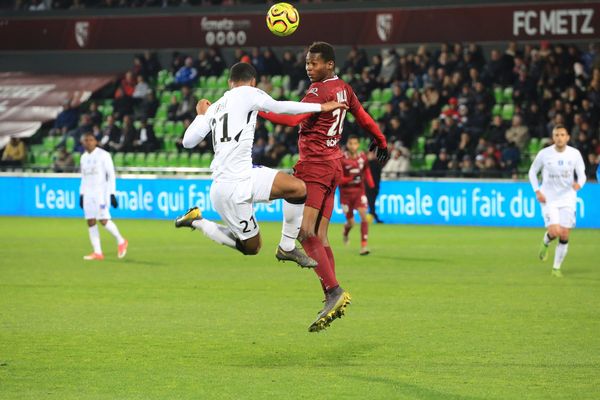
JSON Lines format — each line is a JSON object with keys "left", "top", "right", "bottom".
{"left": 558, "top": 160, "right": 564, "bottom": 166}
{"left": 307, "top": 87, "right": 319, "bottom": 96}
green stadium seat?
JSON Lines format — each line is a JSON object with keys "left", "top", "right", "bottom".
{"left": 124, "top": 152, "right": 135, "bottom": 166}
{"left": 264, "top": 121, "right": 274, "bottom": 133}
{"left": 206, "top": 76, "right": 218, "bottom": 89}
{"left": 190, "top": 153, "right": 201, "bottom": 167}
{"left": 370, "top": 88, "right": 382, "bottom": 103}
{"left": 154, "top": 120, "right": 165, "bottom": 137}
{"left": 501, "top": 104, "right": 514, "bottom": 121}
{"left": 194, "top": 88, "right": 204, "bottom": 99}
{"left": 178, "top": 152, "right": 190, "bottom": 167}
{"left": 503, "top": 87, "right": 514, "bottom": 104}
{"left": 174, "top": 121, "right": 185, "bottom": 136}
{"left": 287, "top": 91, "right": 300, "bottom": 102}
{"left": 271, "top": 75, "right": 283, "bottom": 88}
{"left": 155, "top": 105, "right": 168, "bottom": 121}
{"left": 134, "top": 152, "right": 146, "bottom": 166}
{"left": 280, "top": 154, "right": 292, "bottom": 169}
{"left": 416, "top": 136, "right": 425, "bottom": 155}
{"left": 113, "top": 152, "right": 125, "bottom": 167}
{"left": 133, "top": 120, "right": 142, "bottom": 130}
{"left": 291, "top": 154, "right": 299, "bottom": 166}
{"left": 271, "top": 87, "right": 283, "bottom": 99}
{"left": 528, "top": 138, "right": 540, "bottom": 155}
{"left": 35, "top": 151, "right": 52, "bottom": 167}
{"left": 145, "top": 152, "right": 157, "bottom": 167}
{"left": 346, "top": 113, "right": 355, "bottom": 123}
{"left": 405, "top": 87, "right": 415, "bottom": 100}
{"left": 217, "top": 75, "right": 228, "bottom": 89}
{"left": 167, "top": 152, "right": 179, "bottom": 166}
{"left": 173, "top": 90, "right": 183, "bottom": 102}
{"left": 368, "top": 104, "right": 383, "bottom": 121}
{"left": 200, "top": 153, "right": 212, "bottom": 168}
{"left": 43, "top": 136, "right": 56, "bottom": 151}
{"left": 424, "top": 153, "right": 437, "bottom": 170}
{"left": 282, "top": 75, "right": 290, "bottom": 89}
{"left": 492, "top": 104, "right": 502, "bottom": 117}
{"left": 198, "top": 76, "right": 207, "bottom": 89}
{"left": 156, "top": 152, "right": 168, "bottom": 167}
{"left": 164, "top": 121, "right": 175, "bottom": 136}
{"left": 66, "top": 136, "right": 75, "bottom": 151}
{"left": 381, "top": 88, "right": 393, "bottom": 103}
{"left": 160, "top": 91, "right": 172, "bottom": 104}
{"left": 494, "top": 86, "right": 503, "bottom": 104}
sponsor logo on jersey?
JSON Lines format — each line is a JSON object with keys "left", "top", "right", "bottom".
{"left": 307, "top": 87, "right": 319, "bottom": 96}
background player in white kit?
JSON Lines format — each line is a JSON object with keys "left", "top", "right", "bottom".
{"left": 528, "top": 125, "right": 586, "bottom": 277}
{"left": 174, "top": 62, "right": 347, "bottom": 266}
{"left": 80, "top": 132, "right": 128, "bottom": 261}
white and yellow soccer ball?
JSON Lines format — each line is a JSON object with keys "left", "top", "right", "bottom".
{"left": 266, "top": 2, "right": 300, "bottom": 37}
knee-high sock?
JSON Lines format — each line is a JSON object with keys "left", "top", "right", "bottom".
{"left": 553, "top": 240, "right": 568, "bottom": 270}
{"left": 88, "top": 225, "right": 102, "bottom": 254}
{"left": 192, "top": 219, "right": 237, "bottom": 249}
{"left": 360, "top": 221, "right": 368, "bottom": 247}
{"left": 324, "top": 246, "right": 335, "bottom": 275}
{"left": 343, "top": 222, "right": 352, "bottom": 237}
{"left": 544, "top": 231, "right": 556, "bottom": 245}
{"left": 280, "top": 201, "right": 303, "bottom": 251}
{"left": 301, "top": 236, "right": 338, "bottom": 291}
{"left": 103, "top": 220, "right": 125, "bottom": 245}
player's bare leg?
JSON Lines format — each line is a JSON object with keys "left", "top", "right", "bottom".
{"left": 84, "top": 218, "right": 104, "bottom": 260}
{"left": 357, "top": 207, "right": 370, "bottom": 255}
{"left": 270, "top": 172, "right": 317, "bottom": 268}
{"left": 175, "top": 207, "right": 243, "bottom": 252}
{"left": 99, "top": 218, "right": 128, "bottom": 259}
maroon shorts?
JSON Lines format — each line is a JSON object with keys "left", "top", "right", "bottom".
{"left": 294, "top": 158, "right": 343, "bottom": 220}
{"left": 340, "top": 188, "right": 368, "bottom": 218}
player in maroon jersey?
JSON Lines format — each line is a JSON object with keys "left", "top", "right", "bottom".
{"left": 339, "top": 135, "right": 375, "bottom": 256}
{"left": 259, "top": 42, "right": 388, "bottom": 332}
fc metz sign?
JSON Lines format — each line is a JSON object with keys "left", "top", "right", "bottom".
{"left": 0, "top": 2, "right": 598, "bottom": 50}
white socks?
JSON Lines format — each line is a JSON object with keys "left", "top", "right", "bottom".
{"left": 192, "top": 219, "right": 237, "bottom": 249}
{"left": 280, "top": 201, "right": 304, "bottom": 251}
{"left": 103, "top": 220, "right": 125, "bottom": 245}
{"left": 553, "top": 241, "right": 569, "bottom": 270}
{"left": 543, "top": 232, "right": 555, "bottom": 246}
{"left": 88, "top": 225, "right": 102, "bottom": 254}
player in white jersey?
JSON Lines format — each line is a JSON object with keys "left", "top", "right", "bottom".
{"left": 528, "top": 125, "right": 586, "bottom": 277}
{"left": 80, "top": 132, "right": 128, "bottom": 261}
{"left": 174, "top": 62, "right": 347, "bottom": 266}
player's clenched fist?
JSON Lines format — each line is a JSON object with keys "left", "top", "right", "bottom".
{"left": 535, "top": 190, "right": 546, "bottom": 203}
{"left": 196, "top": 99, "right": 211, "bottom": 115}
{"left": 320, "top": 101, "right": 349, "bottom": 113}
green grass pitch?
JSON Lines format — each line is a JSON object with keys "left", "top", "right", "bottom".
{"left": 0, "top": 217, "right": 599, "bottom": 399}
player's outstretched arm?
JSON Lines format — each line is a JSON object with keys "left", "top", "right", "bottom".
{"left": 182, "top": 99, "right": 212, "bottom": 148}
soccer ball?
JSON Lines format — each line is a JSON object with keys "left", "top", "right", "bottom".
{"left": 266, "top": 2, "right": 300, "bottom": 37}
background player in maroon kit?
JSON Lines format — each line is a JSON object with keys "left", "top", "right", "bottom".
{"left": 259, "top": 42, "right": 388, "bottom": 332}
{"left": 340, "top": 135, "right": 375, "bottom": 256}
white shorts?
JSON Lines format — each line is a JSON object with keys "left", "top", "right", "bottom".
{"left": 210, "top": 166, "right": 279, "bottom": 241}
{"left": 83, "top": 194, "right": 111, "bottom": 220}
{"left": 541, "top": 204, "right": 576, "bottom": 228}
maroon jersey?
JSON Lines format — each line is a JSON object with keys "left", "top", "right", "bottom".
{"left": 340, "top": 151, "right": 375, "bottom": 194}
{"left": 298, "top": 76, "right": 361, "bottom": 162}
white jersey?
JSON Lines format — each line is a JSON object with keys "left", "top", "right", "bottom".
{"left": 528, "top": 145, "right": 586, "bottom": 208}
{"left": 79, "top": 147, "right": 116, "bottom": 198}
{"left": 182, "top": 85, "right": 320, "bottom": 182}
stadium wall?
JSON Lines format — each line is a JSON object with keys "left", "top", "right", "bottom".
{"left": 1, "top": 175, "right": 598, "bottom": 228}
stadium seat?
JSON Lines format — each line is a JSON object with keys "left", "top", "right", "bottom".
{"left": 416, "top": 136, "right": 425, "bottom": 155}
{"left": 200, "top": 153, "right": 212, "bottom": 168}
{"left": 190, "top": 153, "right": 201, "bottom": 167}
{"left": 271, "top": 87, "right": 283, "bottom": 99}
{"left": 173, "top": 90, "right": 183, "bottom": 102}
{"left": 217, "top": 75, "right": 228, "bottom": 89}
{"left": 346, "top": 113, "right": 355, "bottom": 123}
{"left": 280, "top": 154, "right": 292, "bottom": 168}
{"left": 370, "top": 88, "right": 382, "bottom": 103}
{"left": 494, "top": 86, "right": 503, "bottom": 104}
{"left": 145, "top": 152, "right": 157, "bottom": 167}
{"left": 43, "top": 136, "right": 56, "bottom": 151}
{"left": 35, "top": 151, "right": 52, "bottom": 167}
{"left": 503, "top": 87, "right": 514, "bottom": 104}
{"left": 124, "top": 152, "right": 135, "bottom": 166}
{"left": 271, "top": 75, "right": 283, "bottom": 88}
{"left": 160, "top": 91, "right": 172, "bottom": 105}
{"left": 178, "top": 152, "right": 190, "bottom": 167}
{"left": 194, "top": 88, "right": 203, "bottom": 99}
{"left": 134, "top": 152, "right": 146, "bottom": 166}
{"left": 156, "top": 152, "right": 168, "bottom": 167}
{"left": 282, "top": 75, "right": 290, "bottom": 89}
{"left": 174, "top": 121, "right": 185, "bottom": 136}
{"left": 203, "top": 89, "right": 215, "bottom": 102}
{"left": 113, "top": 152, "right": 125, "bottom": 167}
{"left": 66, "top": 136, "right": 75, "bottom": 151}
{"left": 528, "top": 138, "right": 540, "bottom": 155}
{"left": 381, "top": 88, "right": 393, "bottom": 103}
{"left": 265, "top": 121, "right": 274, "bottom": 133}
{"left": 154, "top": 120, "right": 165, "bottom": 137}
{"left": 291, "top": 154, "right": 299, "bottom": 166}
{"left": 424, "top": 153, "right": 437, "bottom": 170}
{"left": 155, "top": 105, "right": 168, "bottom": 121}
{"left": 368, "top": 104, "right": 383, "bottom": 121}
{"left": 134, "top": 120, "right": 142, "bottom": 130}
{"left": 501, "top": 104, "right": 514, "bottom": 121}
{"left": 492, "top": 104, "right": 502, "bottom": 117}
{"left": 164, "top": 121, "right": 175, "bottom": 136}
{"left": 405, "top": 87, "right": 415, "bottom": 100}
{"left": 206, "top": 76, "right": 218, "bottom": 89}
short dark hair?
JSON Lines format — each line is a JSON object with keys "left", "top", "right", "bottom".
{"left": 308, "top": 41, "right": 335, "bottom": 63}
{"left": 347, "top": 134, "right": 359, "bottom": 141}
{"left": 553, "top": 124, "right": 568, "bottom": 133}
{"left": 229, "top": 62, "right": 257, "bottom": 83}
